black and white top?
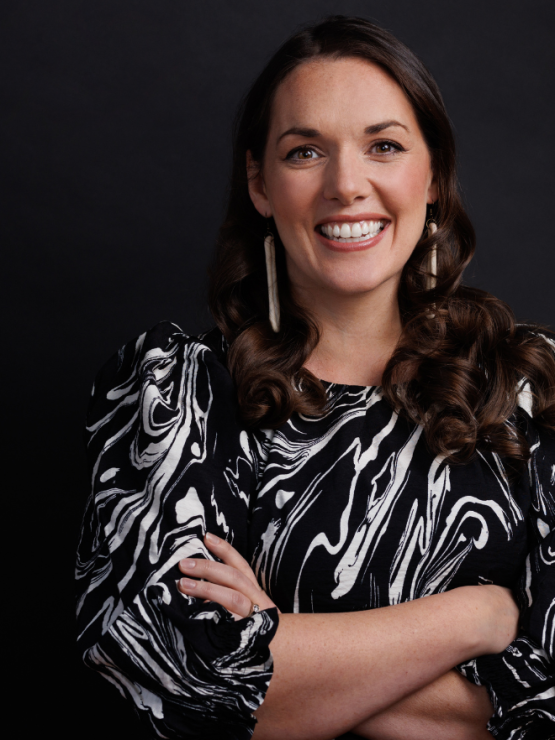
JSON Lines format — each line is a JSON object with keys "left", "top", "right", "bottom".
{"left": 76, "top": 321, "right": 555, "bottom": 739}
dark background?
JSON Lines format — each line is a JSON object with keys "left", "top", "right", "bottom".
{"left": 2, "top": 0, "right": 554, "bottom": 736}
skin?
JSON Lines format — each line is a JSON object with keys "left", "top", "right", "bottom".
{"left": 177, "top": 59, "right": 518, "bottom": 737}
{"left": 355, "top": 670, "right": 494, "bottom": 740}
{"left": 178, "top": 535, "right": 511, "bottom": 739}
{"left": 247, "top": 56, "right": 438, "bottom": 386}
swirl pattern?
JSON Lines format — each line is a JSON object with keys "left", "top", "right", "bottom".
{"left": 76, "top": 321, "right": 554, "bottom": 738}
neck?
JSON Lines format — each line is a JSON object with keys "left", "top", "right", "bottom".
{"left": 296, "top": 280, "right": 402, "bottom": 387}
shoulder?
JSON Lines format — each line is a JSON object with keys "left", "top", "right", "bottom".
{"left": 87, "top": 321, "right": 237, "bottom": 448}
{"left": 514, "top": 323, "right": 555, "bottom": 350}
{"left": 90, "top": 320, "right": 229, "bottom": 399}
{"left": 84, "top": 321, "right": 258, "bottom": 540}
{"left": 92, "top": 319, "right": 227, "bottom": 381}
{"left": 514, "top": 325, "right": 555, "bottom": 418}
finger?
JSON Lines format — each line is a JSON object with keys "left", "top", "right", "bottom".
{"left": 178, "top": 577, "right": 254, "bottom": 619}
{"left": 204, "top": 533, "right": 262, "bottom": 590}
{"left": 179, "top": 558, "right": 263, "bottom": 604}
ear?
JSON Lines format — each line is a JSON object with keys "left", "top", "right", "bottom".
{"left": 426, "top": 172, "right": 439, "bottom": 205}
{"left": 246, "top": 150, "right": 272, "bottom": 218}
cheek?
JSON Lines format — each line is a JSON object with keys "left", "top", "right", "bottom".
{"left": 267, "top": 170, "right": 318, "bottom": 227}
{"left": 400, "top": 161, "right": 433, "bottom": 205}
{"left": 382, "top": 163, "right": 432, "bottom": 225}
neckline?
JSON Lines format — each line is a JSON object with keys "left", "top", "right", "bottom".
{"left": 201, "top": 328, "right": 382, "bottom": 392}
{"left": 319, "top": 378, "right": 380, "bottom": 392}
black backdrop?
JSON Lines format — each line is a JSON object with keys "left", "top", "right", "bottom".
{"left": 2, "top": 0, "right": 554, "bottom": 736}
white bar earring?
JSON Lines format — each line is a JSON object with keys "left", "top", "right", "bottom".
{"left": 264, "top": 231, "right": 280, "bottom": 333}
{"left": 425, "top": 219, "right": 438, "bottom": 292}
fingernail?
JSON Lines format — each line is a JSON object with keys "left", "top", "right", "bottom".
{"left": 205, "top": 532, "right": 220, "bottom": 545}
{"left": 180, "top": 578, "right": 196, "bottom": 590}
{"left": 180, "top": 559, "right": 196, "bottom": 569}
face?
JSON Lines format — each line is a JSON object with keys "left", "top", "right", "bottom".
{"left": 247, "top": 57, "right": 438, "bottom": 303}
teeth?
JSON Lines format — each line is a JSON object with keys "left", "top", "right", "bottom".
{"left": 320, "top": 220, "right": 385, "bottom": 242}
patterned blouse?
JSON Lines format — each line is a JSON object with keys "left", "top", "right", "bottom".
{"left": 76, "top": 321, "right": 555, "bottom": 739}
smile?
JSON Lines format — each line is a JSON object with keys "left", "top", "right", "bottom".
{"left": 317, "top": 220, "right": 386, "bottom": 243}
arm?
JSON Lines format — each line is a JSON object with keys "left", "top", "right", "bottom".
{"left": 180, "top": 535, "right": 518, "bottom": 740}
{"left": 76, "top": 324, "right": 279, "bottom": 739}
{"left": 255, "top": 597, "right": 498, "bottom": 740}
{"left": 351, "top": 670, "right": 492, "bottom": 740}
{"left": 454, "top": 415, "right": 555, "bottom": 739}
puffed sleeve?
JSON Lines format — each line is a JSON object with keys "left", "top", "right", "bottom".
{"left": 75, "top": 321, "right": 279, "bottom": 739}
{"left": 457, "top": 374, "right": 555, "bottom": 738}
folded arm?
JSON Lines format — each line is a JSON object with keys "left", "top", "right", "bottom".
{"left": 179, "top": 535, "right": 517, "bottom": 740}
{"left": 351, "top": 669, "right": 492, "bottom": 740}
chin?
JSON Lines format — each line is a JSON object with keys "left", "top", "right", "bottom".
{"left": 322, "top": 266, "right": 398, "bottom": 294}
{"left": 321, "top": 276, "right": 393, "bottom": 296}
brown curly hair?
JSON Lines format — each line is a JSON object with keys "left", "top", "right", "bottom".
{"left": 208, "top": 15, "right": 555, "bottom": 464}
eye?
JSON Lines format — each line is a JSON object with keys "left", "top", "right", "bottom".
{"left": 370, "top": 140, "right": 404, "bottom": 155}
{"left": 285, "top": 146, "right": 320, "bottom": 161}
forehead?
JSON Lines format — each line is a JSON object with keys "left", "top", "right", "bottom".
{"left": 269, "top": 57, "right": 420, "bottom": 137}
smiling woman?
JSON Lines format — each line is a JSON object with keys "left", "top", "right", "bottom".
{"left": 251, "top": 60, "right": 436, "bottom": 298}
{"left": 246, "top": 57, "right": 437, "bottom": 388}
{"left": 76, "top": 15, "right": 555, "bottom": 740}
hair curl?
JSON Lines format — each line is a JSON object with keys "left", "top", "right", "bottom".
{"left": 209, "top": 15, "right": 555, "bottom": 464}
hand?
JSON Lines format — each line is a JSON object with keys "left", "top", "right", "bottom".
{"left": 177, "top": 532, "right": 278, "bottom": 620}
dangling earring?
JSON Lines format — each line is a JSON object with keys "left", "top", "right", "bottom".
{"left": 264, "top": 229, "right": 280, "bottom": 333}
{"left": 425, "top": 208, "right": 438, "bottom": 292}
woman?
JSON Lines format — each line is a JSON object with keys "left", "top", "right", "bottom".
{"left": 76, "top": 16, "right": 555, "bottom": 740}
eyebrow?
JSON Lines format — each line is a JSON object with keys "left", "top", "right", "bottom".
{"left": 277, "top": 119, "right": 409, "bottom": 143}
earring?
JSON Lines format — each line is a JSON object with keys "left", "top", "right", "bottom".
{"left": 264, "top": 230, "right": 280, "bottom": 332}
{"left": 425, "top": 212, "right": 438, "bottom": 292}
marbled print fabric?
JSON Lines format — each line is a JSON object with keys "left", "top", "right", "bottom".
{"left": 76, "top": 321, "right": 554, "bottom": 739}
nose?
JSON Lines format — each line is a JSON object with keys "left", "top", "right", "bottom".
{"left": 322, "top": 147, "right": 372, "bottom": 205}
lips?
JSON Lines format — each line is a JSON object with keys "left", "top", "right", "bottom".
{"left": 314, "top": 214, "right": 390, "bottom": 251}
{"left": 317, "top": 219, "right": 386, "bottom": 242}
{"left": 314, "top": 219, "right": 390, "bottom": 252}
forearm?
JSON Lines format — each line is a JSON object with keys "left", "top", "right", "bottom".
{"left": 351, "top": 670, "right": 493, "bottom": 740}
{"left": 254, "top": 588, "right": 498, "bottom": 740}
